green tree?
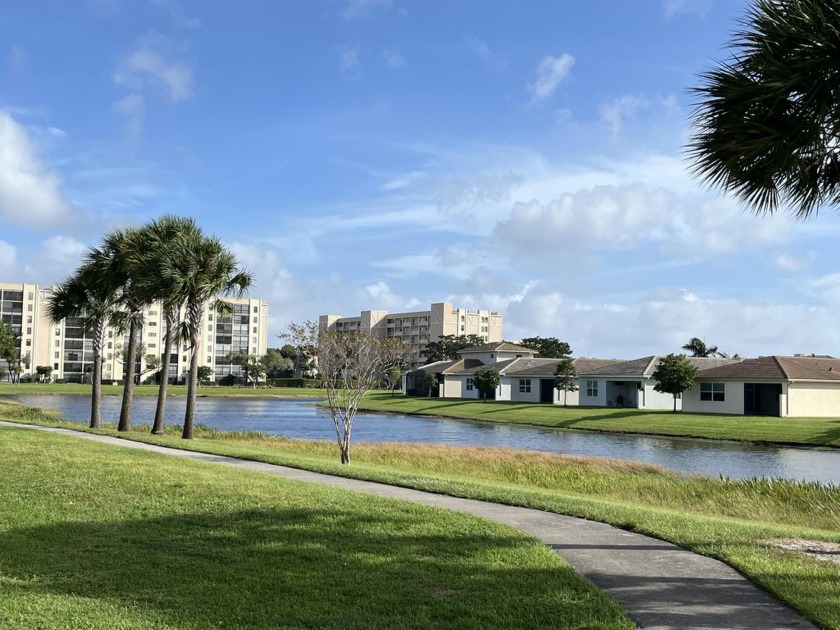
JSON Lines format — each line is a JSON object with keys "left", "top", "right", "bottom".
{"left": 197, "top": 365, "right": 213, "bottom": 386}
{"left": 688, "top": 0, "right": 840, "bottom": 217}
{"left": 472, "top": 367, "right": 500, "bottom": 401}
{"left": 385, "top": 366, "right": 402, "bottom": 395}
{"left": 138, "top": 215, "right": 203, "bottom": 435}
{"left": 421, "top": 334, "right": 485, "bottom": 363}
{"left": 87, "top": 226, "right": 154, "bottom": 431}
{"left": 0, "top": 322, "right": 19, "bottom": 384}
{"left": 285, "top": 322, "right": 409, "bottom": 464}
{"left": 47, "top": 265, "right": 120, "bottom": 428}
{"left": 231, "top": 352, "right": 267, "bottom": 388}
{"left": 520, "top": 336, "right": 572, "bottom": 358}
{"left": 262, "top": 348, "right": 293, "bottom": 379}
{"left": 35, "top": 365, "right": 53, "bottom": 383}
{"left": 553, "top": 357, "right": 578, "bottom": 406}
{"left": 681, "top": 337, "right": 719, "bottom": 358}
{"left": 177, "top": 233, "right": 252, "bottom": 439}
{"left": 652, "top": 354, "right": 699, "bottom": 412}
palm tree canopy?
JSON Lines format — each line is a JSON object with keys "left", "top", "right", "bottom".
{"left": 688, "top": 0, "right": 840, "bottom": 218}
{"left": 47, "top": 263, "right": 119, "bottom": 331}
{"left": 681, "top": 337, "right": 719, "bottom": 358}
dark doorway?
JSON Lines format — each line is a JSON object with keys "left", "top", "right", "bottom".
{"left": 540, "top": 379, "right": 554, "bottom": 403}
{"left": 744, "top": 383, "right": 782, "bottom": 416}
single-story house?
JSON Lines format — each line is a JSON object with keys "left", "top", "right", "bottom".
{"left": 578, "top": 356, "right": 740, "bottom": 410}
{"left": 682, "top": 355, "right": 840, "bottom": 417}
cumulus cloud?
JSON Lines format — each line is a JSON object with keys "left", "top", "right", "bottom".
{"left": 343, "top": 0, "right": 392, "bottom": 19}
{"left": 490, "top": 182, "right": 792, "bottom": 262}
{"left": 0, "top": 111, "right": 74, "bottom": 228}
{"left": 115, "top": 41, "right": 193, "bottom": 102}
{"left": 42, "top": 235, "right": 87, "bottom": 265}
{"left": 495, "top": 283, "right": 840, "bottom": 359}
{"left": 528, "top": 54, "right": 574, "bottom": 104}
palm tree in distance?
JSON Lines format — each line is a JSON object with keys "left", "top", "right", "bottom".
{"left": 178, "top": 234, "right": 252, "bottom": 439}
{"left": 140, "top": 216, "right": 204, "bottom": 435}
{"left": 688, "top": 0, "right": 840, "bottom": 218}
{"left": 47, "top": 264, "right": 119, "bottom": 429}
{"left": 87, "top": 227, "right": 153, "bottom": 432}
{"left": 682, "top": 337, "right": 719, "bottom": 358}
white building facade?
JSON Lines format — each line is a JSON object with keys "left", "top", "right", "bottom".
{"left": 0, "top": 281, "right": 268, "bottom": 384}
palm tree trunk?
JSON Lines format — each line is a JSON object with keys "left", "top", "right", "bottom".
{"left": 118, "top": 318, "right": 140, "bottom": 431}
{"left": 182, "top": 332, "right": 200, "bottom": 440}
{"left": 152, "top": 311, "right": 176, "bottom": 434}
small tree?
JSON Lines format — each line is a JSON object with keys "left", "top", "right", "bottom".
{"left": 554, "top": 357, "right": 578, "bottom": 406}
{"left": 36, "top": 365, "right": 54, "bottom": 383}
{"left": 385, "top": 366, "right": 402, "bottom": 395}
{"left": 472, "top": 367, "right": 500, "bottom": 401}
{"left": 285, "top": 321, "right": 410, "bottom": 465}
{"left": 421, "top": 334, "right": 485, "bottom": 363}
{"left": 521, "top": 336, "right": 572, "bottom": 358}
{"left": 653, "top": 354, "right": 699, "bottom": 412}
{"left": 197, "top": 365, "right": 213, "bottom": 387}
{"left": 421, "top": 372, "right": 438, "bottom": 398}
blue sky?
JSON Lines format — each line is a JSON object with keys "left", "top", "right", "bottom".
{"left": 2, "top": 0, "right": 840, "bottom": 359}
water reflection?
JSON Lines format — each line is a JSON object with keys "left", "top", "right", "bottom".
{"left": 7, "top": 394, "right": 840, "bottom": 484}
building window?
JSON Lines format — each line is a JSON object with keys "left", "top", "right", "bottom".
{"left": 148, "top": 332, "right": 157, "bottom": 338}
{"left": 108, "top": 330, "right": 113, "bottom": 338}
{"left": 54, "top": 352, "right": 59, "bottom": 359}
{"left": 25, "top": 339, "right": 31, "bottom": 347}
{"left": 27, "top": 304, "right": 33, "bottom": 312}
{"left": 208, "top": 314, "right": 213, "bottom": 321}
{"left": 207, "top": 356, "right": 212, "bottom": 363}
{"left": 208, "top": 325, "right": 213, "bottom": 331}
{"left": 26, "top": 327, "right": 31, "bottom": 334}
{"left": 55, "top": 340, "right": 60, "bottom": 348}
{"left": 586, "top": 380, "right": 598, "bottom": 397}
{"left": 107, "top": 353, "right": 112, "bottom": 360}
{"left": 519, "top": 379, "right": 531, "bottom": 393}
{"left": 253, "top": 306, "right": 258, "bottom": 313}
{"left": 253, "top": 326, "right": 257, "bottom": 333}
{"left": 466, "top": 377, "right": 474, "bottom": 391}
{"left": 149, "top": 321, "right": 157, "bottom": 326}
{"left": 55, "top": 328, "right": 61, "bottom": 336}
{"left": 149, "top": 310, "right": 157, "bottom": 316}
{"left": 26, "top": 316, "right": 32, "bottom": 324}
{"left": 252, "top": 336, "right": 257, "bottom": 343}
{"left": 107, "top": 342, "right": 112, "bottom": 349}
{"left": 27, "top": 292, "right": 34, "bottom": 300}
{"left": 700, "top": 382, "right": 725, "bottom": 402}
{"left": 53, "top": 362, "right": 59, "bottom": 370}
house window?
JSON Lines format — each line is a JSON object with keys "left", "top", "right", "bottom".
{"left": 700, "top": 382, "right": 725, "bottom": 402}
{"left": 519, "top": 379, "right": 531, "bottom": 393}
{"left": 586, "top": 380, "right": 598, "bottom": 397}
{"left": 466, "top": 377, "right": 474, "bottom": 391}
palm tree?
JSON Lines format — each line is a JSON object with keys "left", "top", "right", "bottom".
{"left": 47, "top": 264, "right": 119, "bottom": 429}
{"left": 178, "top": 234, "right": 252, "bottom": 439}
{"left": 681, "top": 337, "right": 719, "bottom": 358}
{"left": 86, "top": 227, "right": 153, "bottom": 432}
{"left": 138, "top": 216, "right": 204, "bottom": 435}
{"left": 688, "top": 0, "right": 840, "bottom": 217}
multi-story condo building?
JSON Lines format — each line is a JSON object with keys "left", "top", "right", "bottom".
{"left": 319, "top": 302, "right": 503, "bottom": 366}
{"left": 0, "top": 282, "right": 268, "bottom": 384}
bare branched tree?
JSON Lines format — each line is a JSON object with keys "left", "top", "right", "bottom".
{"left": 285, "top": 321, "right": 410, "bottom": 464}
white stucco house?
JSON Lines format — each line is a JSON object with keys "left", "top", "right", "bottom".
{"left": 682, "top": 355, "right": 840, "bottom": 417}
{"left": 577, "top": 356, "right": 740, "bottom": 410}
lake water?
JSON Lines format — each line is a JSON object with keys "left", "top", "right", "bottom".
{"left": 7, "top": 394, "right": 840, "bottom": 485}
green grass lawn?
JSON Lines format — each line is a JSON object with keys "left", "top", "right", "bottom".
{"left": 0, "top": 382, "right": 326, "bottom": 398}
{"left": 359, "top": 392, "right": 840, "bottom": 447}
{"left": 0, "top": 425, "right": 633, "bottom": 629}
{"left": 3, "top": 398, "right": 840, "bottom": 629}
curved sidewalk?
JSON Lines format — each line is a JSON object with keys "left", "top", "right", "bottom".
{"left": 3, "top": 422, "right": 815, "bottom": 630}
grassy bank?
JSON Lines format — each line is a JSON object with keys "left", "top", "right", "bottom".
{"left": 0, "top": 382, "right": 326, "bottom": 398}
{"left": 358, "top": 393, "right": 840, "bottom": 448}
{"left": 0, "top": 424, "right": 633, "bottom": 629}
{"left": 3, "top": 399, "right": 839, "bottom": 628}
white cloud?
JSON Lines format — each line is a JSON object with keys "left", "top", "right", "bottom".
{"left": 383, "top": 50, "right": 405, "bottom": 69}
{"left": 361, "top": 281, "right": 421, "bottom": 311}
{"left": 42, "top": 235, "right": 87, "bottom": 265}
{"left": 599, "top": 95, "right": 649, "bottom": 138}
{"left": 528, "top": 54, "right": 574, "bottom": 104}
{"left": 662, "top": 0, "right": 713, "bottom": 18}
{"left": 149, "top": 0, "right": 201, "bottom": 29}
{"left": 113, "top": 93, "right": 145, "bottom": 140}
{"left": 336, "top": 46, "right": 362, "bottom": 77}
{"left": 0, "top": 240, "right": 18, "bottom": 272}
{"left": 381, "top": 170, "right": 425, "bottom": 191}
{"left": 0, "top": 111, "right": 74, "bottom": 228}
{"left": 8, "top": 45, "right": 25, "bottom": 74}
{"left": 115, "top": 41, "right": 193, "bottom": 102}
{"left": 343, "top": 0, "right": 392, "bottom": 19}
{"left": 465, "top": 36, "right": 504, "bottom": 69}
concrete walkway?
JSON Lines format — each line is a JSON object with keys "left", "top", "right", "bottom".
{"left": 2, "top": 422, "right": 815, "bottom": 630}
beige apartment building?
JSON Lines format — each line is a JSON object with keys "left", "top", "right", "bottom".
{"left": 0, "top": 282, "right": 268, "bottom": 384}
{"left": 319, "top": 302, "right": 503, "bottom": 366}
